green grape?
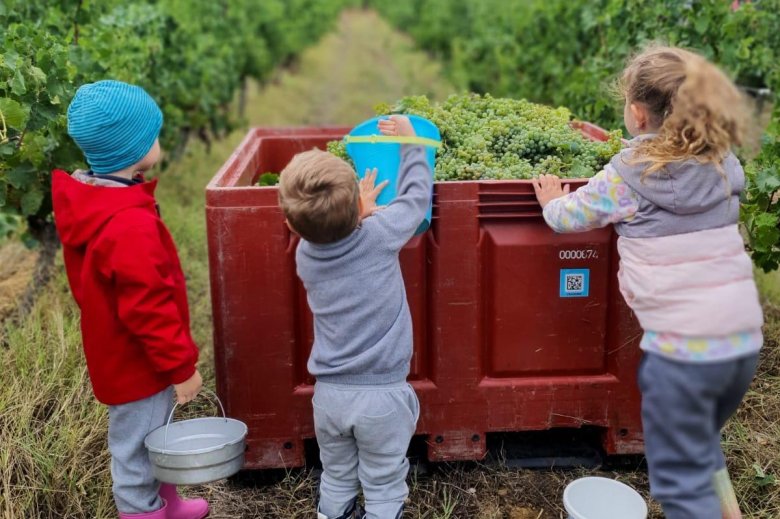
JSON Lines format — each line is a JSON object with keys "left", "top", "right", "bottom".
{"left": 256, "top": 172, "right": 280, "bottom": 186}
{"left": 326, "top": 138, "right": 356, "bottom": 171}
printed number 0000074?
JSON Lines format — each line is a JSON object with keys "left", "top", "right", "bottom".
{"left": 558, "top": 249, "right": 598, "bottom": 260}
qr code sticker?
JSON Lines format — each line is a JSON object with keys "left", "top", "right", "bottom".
{"left": 565, "top": 274, "right": 584, "bottom": 293}
{"left": 560, "top": 269, "right": 589, "bottom": 297}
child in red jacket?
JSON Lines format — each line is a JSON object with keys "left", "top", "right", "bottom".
{"left": 52, "top": 80, "right": 208, "bottom": 519}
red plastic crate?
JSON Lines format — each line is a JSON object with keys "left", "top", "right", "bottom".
{"left": 206, "top": 126, "right": 644, "bottom": 469}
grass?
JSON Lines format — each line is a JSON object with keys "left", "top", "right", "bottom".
{"left": 0, "top": 243, "right": 38, "bottom": 321}
{"left": 1, "top": 8, "right": 779, "bottom": 518}
{"left": 201, "top": 462, "right": 661, "bottom": 518}
{"left": 722, "top": 280, "right": 780, "bottom": 518}
{"left": 0, "top": 276, "right": 115, "bottom": 518}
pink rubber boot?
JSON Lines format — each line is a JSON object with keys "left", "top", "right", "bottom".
{"left": 118, "top": 500, "right": 167, "bottom": 519}
{"left": 159, "top": 483, "right": 209, "bottom": 519}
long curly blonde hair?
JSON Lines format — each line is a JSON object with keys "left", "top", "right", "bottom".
{"left": 620, "top": 46, "right": 750, "bottom": 177}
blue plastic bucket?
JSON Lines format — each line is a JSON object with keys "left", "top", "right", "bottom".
{"left": 345, "top": 115, "right": 440, "bottom": 235}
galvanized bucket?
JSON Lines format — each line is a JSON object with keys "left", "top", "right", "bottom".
{"left": 144, "top": 389, "right": 247, "bottom": 485}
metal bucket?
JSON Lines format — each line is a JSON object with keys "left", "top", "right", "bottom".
{"left": 145, "top": 389, "right": 248, "bottom": 485}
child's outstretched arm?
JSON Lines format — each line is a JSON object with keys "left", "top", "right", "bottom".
{"left": 533, "top": 165, "right": 640, "bottom": 233}
{"left": 366, "top": 115, "right": 432, "bottom": 250}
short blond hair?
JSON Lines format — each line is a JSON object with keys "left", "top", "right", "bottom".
{"left": 278, "top": 149, "right": 359, "bottom": 244}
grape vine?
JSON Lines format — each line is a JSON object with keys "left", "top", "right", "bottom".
{"left": 370, "top": 0, "right": 780, "bottom": 271}
{"left": 0, "top": 0, "right": 353, "bottom": 232}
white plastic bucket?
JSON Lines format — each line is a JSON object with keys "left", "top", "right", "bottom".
{"left": 563, "top": 477, "right": 648, "bottom": 519}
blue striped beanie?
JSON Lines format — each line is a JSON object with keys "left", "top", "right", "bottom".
{"left": 67, "top": 80, "right": 163, "bottom": 174}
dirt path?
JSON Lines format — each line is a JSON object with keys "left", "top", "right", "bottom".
{"left": 245, "top": 9, "right": 453, "bottom": 127}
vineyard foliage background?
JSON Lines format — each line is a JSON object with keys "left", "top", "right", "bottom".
{"left": 1, "top": 0, "right": 780, "bottom": 268}
{"left": 0, "top": 0, "right": 353, "bottom": 232}
{"left": 371, "top": 0, "right": 780, "bottom": 270}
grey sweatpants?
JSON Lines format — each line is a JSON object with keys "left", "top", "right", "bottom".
{"left": 108, "top": 386, "right": 174, "bottom": 514}
{"left": 639, "top": 352, "right": 759, "bottom": 519}
{"left": 313, "top": 381, "right": 419, "bottom": 519}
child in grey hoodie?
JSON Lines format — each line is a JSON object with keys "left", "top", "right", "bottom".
{"left": 278, "top": 115, "right": 431, "bottom": 519}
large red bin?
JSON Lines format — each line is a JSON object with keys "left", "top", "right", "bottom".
{"left": 206, "top": 125, "right": 644, "bottom": 469}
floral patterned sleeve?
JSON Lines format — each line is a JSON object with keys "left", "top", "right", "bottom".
{"left": 542, "top": 164, "right": 640, "bottom": 233}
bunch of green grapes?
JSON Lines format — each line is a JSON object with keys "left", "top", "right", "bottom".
{"left": 329, "top": 94, "right": 623, "bottom": 181}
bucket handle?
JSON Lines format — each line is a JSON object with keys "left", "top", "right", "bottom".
{"left": 163, "top": 387, "right": 227, "bottom": 450}
{"left": 343, "top": 135, "right": 442, "bottom": 149}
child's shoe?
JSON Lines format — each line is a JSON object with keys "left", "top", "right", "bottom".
{"left": 317, "top": 497, "right": 358, "bottom": 519}
{"left": 159, "top": 483, "right": 209, "bottom": 519}
{"left": 348, "top": 503, "right": 402, "bottom": 519}
{"left": 118, "top": 500, "right": 167, "bottom": 519}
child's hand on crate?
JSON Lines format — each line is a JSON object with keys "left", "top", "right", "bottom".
{"left": 379, "top": 115, "right": 416, "bottom": 137}
{"left": 359, "top": 168, "right": 389, "bottom": 219}
{"left": 533, "top": 174, "right": 570, "bottom": 209}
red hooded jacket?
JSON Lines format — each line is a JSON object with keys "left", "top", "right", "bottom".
{"left": 51, "top": 170, "right": 198, "bottom": 405}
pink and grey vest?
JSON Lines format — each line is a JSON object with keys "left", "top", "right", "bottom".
{"left": 611, "top": 137, "right": 763, "bottom": 337}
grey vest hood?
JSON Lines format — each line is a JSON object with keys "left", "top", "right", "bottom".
{"left": 612, "top": 135, "right": 744, "bottom": 239}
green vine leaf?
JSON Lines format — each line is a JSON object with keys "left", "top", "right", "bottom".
{"left": 20, "top": 187, "right": 43, "bottom": 216}
{"left": 10, "top": 68, "right": 26, "bottom": 95}
{"left": 0, "top": 97, "right": 30, "bottom": 129}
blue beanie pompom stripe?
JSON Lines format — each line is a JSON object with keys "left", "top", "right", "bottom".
{"left": 67, "top": 80, "right": 163, "bottom": 174}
